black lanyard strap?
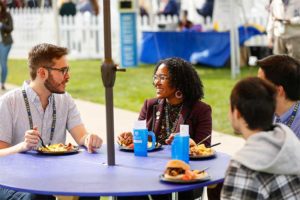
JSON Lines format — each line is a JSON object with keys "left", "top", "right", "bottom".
{"left": 22, "top": 90, "right": 56, "bottom": 145}
{"left": 285, "top": 101, "right": 299, "bottom": 128}
{"left": 276, "top": 101, "right": 299, "bottom": 128}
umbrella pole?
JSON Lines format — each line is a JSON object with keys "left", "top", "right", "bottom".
{"left": 101, "top": 0, "right": 116, "bottom": 166}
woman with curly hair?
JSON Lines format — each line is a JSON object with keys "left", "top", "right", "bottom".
{"left": 118, "top": 57, "right": 212, "bottom": 199}
{"left": 0, "top": 1, "right": 13, "bottom": 90}
{"left": 119, "top": 57, "right": 212, "bottom": 146}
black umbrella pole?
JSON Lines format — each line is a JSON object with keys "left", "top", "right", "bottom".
{"left": 105, "top": 87, "right": 115, "bottom": 166}
{"left": 101, "top": 0, "right": 116, "bottom": 166}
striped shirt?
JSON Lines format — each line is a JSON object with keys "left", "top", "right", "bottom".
{"left": 0, "top": 81, "right": 83, "bottom": 146}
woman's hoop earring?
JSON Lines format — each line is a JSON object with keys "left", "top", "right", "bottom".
{"left": 175, "top": 90, "right": 183, "bottom": 99}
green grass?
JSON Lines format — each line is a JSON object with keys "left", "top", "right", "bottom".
{"left": 7, "top": 59, "right": 258, "bottom": 135}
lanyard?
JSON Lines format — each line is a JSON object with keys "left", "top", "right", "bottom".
{"left": 276, "top": 101, "right": 299, "bottom": 128}
{"left": 22, "top": 90, "right": 56, "bottom": 145}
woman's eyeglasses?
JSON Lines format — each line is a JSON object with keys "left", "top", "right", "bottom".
{"left": 153, "top": 74, "right": 169, "bottom": 82}
{"left": 44, "top": 66, "right": 69, "bottom": 76}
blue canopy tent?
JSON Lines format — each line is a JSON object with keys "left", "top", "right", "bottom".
{"left": 140, "top": 26, "right": 263, "bottom": 68}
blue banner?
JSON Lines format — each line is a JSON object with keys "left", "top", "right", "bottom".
{"left": 140, "top": 26, "right": 263, "bottom": 68}
{"left": 120, "top": 13, "right": 138, "bottom": 67}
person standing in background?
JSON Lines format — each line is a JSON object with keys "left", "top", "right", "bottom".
{"left": 178, "top": 10, "right": 194, "bottom": 31}
{"left": 267, "top": 0, "right": 300, "bottom": 59}
{"left": 158, "top": 0, "right": 179, "bottom": 16}
{"left": 77, "top": 0, "right": 99, "bottom": 16}
{"left": 0, "top": 1, "right": 13, "bottom": 90}
{"left": 196, "top": 0, "right": 214, "bottom": 22}
{"left": 59, "top": 0, "right": 77, "bottom": 16}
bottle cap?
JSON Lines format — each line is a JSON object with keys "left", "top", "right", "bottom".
{"left": 134, "top": 120, "right": 146, "bottom": 129}
{"left": 180, "top": 124, "right": 189, "bottom": 136}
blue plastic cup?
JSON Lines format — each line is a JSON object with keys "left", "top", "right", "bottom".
{"left": 171, "top": 134, "right": 189, "bottom": 163}
{"left": 133, "top": 128, "right": 156, "bottom": 157}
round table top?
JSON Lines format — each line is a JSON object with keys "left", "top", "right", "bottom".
{"left": 0, "top": 145, "right": 230, "bottom": 196}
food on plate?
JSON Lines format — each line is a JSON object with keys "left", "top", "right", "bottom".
{"left": 163, "top": 160, "right": 208, "bottom": 181}
{"left": 189, "top": 138, "right": 197, "bottom": 148}
{"left": 38, "top": 143, "right": 76, "bottom": 152}
{"left": 190, "top": 144, "right": 213, "bottom": 156}
{"left": 127, "top": 143, "right": 134, "bottom": 149}
{"left": 164, "top": 160, "right": 190, "bottom": 180}
{"left": 118, "top": 132, "right": 133, "bottom": 147}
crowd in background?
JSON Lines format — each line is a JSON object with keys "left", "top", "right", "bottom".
{"left": 2, "top": 0, "right": 100, "bottom": 16}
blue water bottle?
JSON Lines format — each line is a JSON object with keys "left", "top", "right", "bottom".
{"left": 133, "top": 120, "right": 156, "bottom": 157}
{"left": 171, "top": 125, "right": 189, "bottom": 163}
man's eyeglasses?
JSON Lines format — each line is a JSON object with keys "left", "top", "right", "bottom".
{"left": 44, "top": 66, "right": 69, "bottom": 76}
{"left": 153, "top": 74, "right": 169, "bottom": 82}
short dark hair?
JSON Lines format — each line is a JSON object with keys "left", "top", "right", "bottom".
{"left": 28, "top": 43, "right": 68, "bottom": 80}
{"left": 154, "top": 57, "right": 204, "bottom": 105}
{"left": 257, "top": 55, "right": 300, "bottom": 101}
{"left": 230, "top": 77, "right": 277, "bottom": 131}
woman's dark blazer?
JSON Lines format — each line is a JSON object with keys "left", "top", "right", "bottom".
{"left": 138, "top": 98, "right": 212, "bottom": 146}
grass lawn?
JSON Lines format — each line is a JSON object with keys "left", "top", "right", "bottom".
{"left": 7, "top": 59, "right": 258, "bottom": 135}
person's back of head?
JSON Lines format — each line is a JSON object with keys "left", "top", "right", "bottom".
{"left": 257, "top": 55, "right": 300, "bottom": 101}
{"left": 28, "top": 43, "right": 68, "bottom": 80}
{"left": 230, "top": 77, "right": 277, "bottom": 131}
{"left": 225, "top": 77, "right": 300, "bottom": 200}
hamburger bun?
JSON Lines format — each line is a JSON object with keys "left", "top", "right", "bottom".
{"left": 166, "top": 160, "right": 190, "bottom": 171}
{"left": 164, "top": 160, "right": 191, "bottom": 180}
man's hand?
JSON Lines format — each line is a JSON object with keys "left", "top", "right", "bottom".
{"left": 22, "top": 127, "right": 40, "bottom": 152}
{"left": 117, "top": 132, "right": 133, "bottom": 146}
{"left": 84, "top": 134, "right": 103, "bottom": 153}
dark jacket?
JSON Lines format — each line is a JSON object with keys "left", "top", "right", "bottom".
{"left": 138, "top": 98, "right": 212, "bottom": 146}
{"left": 59, "top": 2, "right": 77, "bottom": 16}
{"left": 0, "top": 12, "right": 13, "bottom": 45}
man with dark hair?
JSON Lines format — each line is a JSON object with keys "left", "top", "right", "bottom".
{"left": 257, "top": 54, "right": 300, "bottom": 139}
{"left": 0, "top": 43, "right": 103, "bottom": 199}
{"left": 221, "top": 77, "right": 300, "bottom": 199}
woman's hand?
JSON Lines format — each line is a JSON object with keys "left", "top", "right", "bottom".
{"left": 118, "top": 132, "right": 133, "bottom": 146}
{"left": 165, "top": 133, "right": 177, "bottom": 145}
{"left": 165, "top": 134, "right": 196, "bottom": 147}
{"left": 189, "top": 138, "right": 197, "bottom": 147}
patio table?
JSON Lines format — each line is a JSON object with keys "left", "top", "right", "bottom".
{"left": 0, "top": 145, "right": 230, "bottom": 197}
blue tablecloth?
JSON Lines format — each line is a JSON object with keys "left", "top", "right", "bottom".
{"left": 140, "top": 26, "right": 263, "bottom": 68}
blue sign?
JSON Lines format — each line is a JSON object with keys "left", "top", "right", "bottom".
{"left": 120, "top": 13, "right": 138, "bottom": 67}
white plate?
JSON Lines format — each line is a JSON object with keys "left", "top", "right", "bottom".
{"left": 159, "top": 174, "right": 210, "bottom": 184}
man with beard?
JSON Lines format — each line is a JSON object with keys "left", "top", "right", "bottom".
{"left": 0, "top": 43, "right": 103, "bottom": 199}
{"left": 221, "top": 77, "right": 300, "bottom": 199}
